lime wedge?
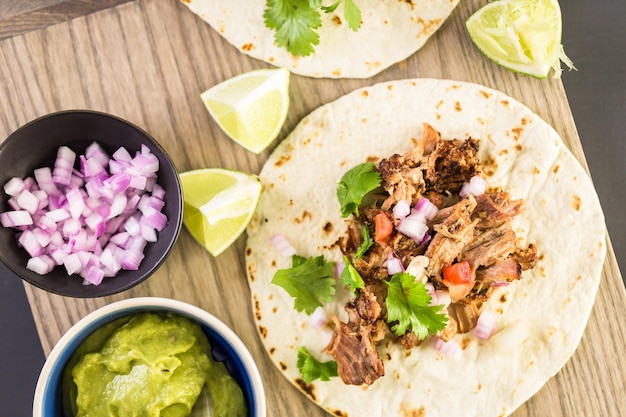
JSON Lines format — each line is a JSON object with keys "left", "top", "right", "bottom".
{"left": 201, "top": 68, "right": 290, "bottom": 154}
{"left": 180, "top": 168, "right": 262, "bottom": 256}
{"left": 466, "top": 0, "right": 575, "bottom": 78}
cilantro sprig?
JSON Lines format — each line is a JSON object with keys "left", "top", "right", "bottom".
{"left": 264, "top": 0, "right": 363, "bottom": 57}
{"left": 336, "top": 162, "right": 382, "bottom": 218}
{"left": 355, "top": 225, "right": 373, "bottom": 259}
{"left": 340, "top": 256, "right": 364, "bottom": 293}
{"left": 297, "top": 346, "right": 338, "bottom": 382}
{"left": 385, "top": 273, "right": 448, "bottom": 339}
{"left": 272, "top": 255, "right": 336, "bottom": 314}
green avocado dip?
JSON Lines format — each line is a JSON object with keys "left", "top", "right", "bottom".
{"left": 63, "top": 312, "right": 247, "bottom": 417}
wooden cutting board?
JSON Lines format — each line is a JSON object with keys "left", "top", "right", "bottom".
{"left": 0, "top": 0, "right": 624, "bottom": 415}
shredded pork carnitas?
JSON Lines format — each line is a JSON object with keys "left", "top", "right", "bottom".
{"left": 327, "top": 124, "right": 537, "bottom": 386}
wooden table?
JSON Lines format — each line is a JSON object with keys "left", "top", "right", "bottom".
{"left": 1, "top": 1, "right": 625, "bottom": 415}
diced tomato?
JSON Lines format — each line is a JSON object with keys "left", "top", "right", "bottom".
{"left": 374, "top": 212, "right": 393, "bottom": 243}
{"left": 443, "top": 261, "right": 474, "bottom": 302}
{"left": 443, "top": 261, "right": 472, "bottom": 285}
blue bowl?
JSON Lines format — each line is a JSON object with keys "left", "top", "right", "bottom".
{"left": 33, "top": 297, "right": 266, "bottom": 417}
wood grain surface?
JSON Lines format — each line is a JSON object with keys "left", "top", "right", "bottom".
{"left": 0, "top": 0, "right": 624, "bottom": 415}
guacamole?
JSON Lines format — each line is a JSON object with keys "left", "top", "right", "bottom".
{"left": 66, "top": 312, "right": 246, "bottom": 417}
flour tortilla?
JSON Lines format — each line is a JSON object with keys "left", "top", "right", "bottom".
{"left": 245, "top": 79, "right": 606, "bottom": 416}
{"left": 180, "top": 0, "right": 459, "bottom": 79}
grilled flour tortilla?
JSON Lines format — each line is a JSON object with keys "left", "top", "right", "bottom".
{"left": 245, "top": 79, "right": 606, "bottom": 416}
{"left": 180, "top": 0, "right": 459, "bottom": 78}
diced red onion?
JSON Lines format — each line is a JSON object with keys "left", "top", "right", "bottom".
{"left": 392, "top": 200, "right": 411, "bottom": 219}
{"left": 33, "top": 168, "right": 59, "bottom": 195}
{"left": 52, "top": 146, "right": 76, "bottom": 186}
{"left": 0, "top": 142, "right": 167, "bottom": 281}
{"left": 63, "top": 253, "right": 82, "bottom": 275}
{"left": 269, "top": 233, "right": 296, "bottom": 257}
{"left": 0, "top": 210, "right": 33, "bottom": 227}
{"left": 459, "top": 175, "right": 487, "bottom": 198}
{"left": 140, "top": 207, "right": 167, "bottom": 231}
{"left": 26, "top": 255, "right": 55, "bottom": 275}
{"left": 18, "top": 230, "right": 44, "bottom": 257}
{"left": 413, "top": 196, "right": 439, "bottom": 220}
{"left": 112, "top": 146, "right": 132, "bottom": 163}
{"left": 16, "top": 190, "right": 40, "bottom": 215}
{"left": 396, "top": 213, "right": 429, "bottom": 243}
{"left": 3, "top": 177, "right": 26, "bottom": 196}
{"left": 334, "top": 259, "right": 345, "bottom": 278}
{"left": 386, "top": 253, "right": 404, "bottom": 275}
{"left": 83, "top": 265, "right": 104, "bottom": 286}
{"left": 474, "top": 309, "right": 498, "bottom": 340}
{"left": 433, "top": 337, "right": 463, "bottom": 360}
{"left": 491, "top": 280, "right": 510, "bottom": 287}
{"left": 309, "top": 306, "right": 327, "bottom": 329}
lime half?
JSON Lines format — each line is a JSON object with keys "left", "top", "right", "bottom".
{"left": 466, "top": 0, "right": 575, "bottom": 78}
{"left": 201, "top": 68, "right": 290, "bottom": 154}
{"left": 180, "top": 168, "right": 262, "bottom": 256}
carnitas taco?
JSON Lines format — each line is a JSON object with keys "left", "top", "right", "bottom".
{"left": 180, "top": 0, "right": 459, "bottom": 78}
{"left": 245, "top": 78, "right": 606, "bottom": 416}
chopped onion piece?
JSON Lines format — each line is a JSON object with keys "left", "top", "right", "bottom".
{"left": 396, "top": 213, "right": 429, "bottom": 243}
{"left": 413, "top": 196, "right": 439, "bottom": 220}
{"left": 269, "top": 233, "right": 296, "bottom": 257}
{"left": 386, "top": 254, "right": 404, "bottom": 275}
{"left": 491, "top": 280, "right": 510, "bottom": 287}
{"left": 433, "top": 337, "right": 463, "bottom": 360}
{"left": 459, "top": 175, "right": 487, "bottom": 198}
{"left": 474, "top": 309, "right": 498, "bottom": 339}
{"left": 0, "top": 210, "right": 33, "bottom": 227}
{"left": 83, "top": 265, "right": 105, "bottom": 285}
{"left": 392, "top": 200, "right": 411, "bottom": 219}
{"left": 26, "top": 255, "right": 55, "bottom": 275}
{"left": 309, "top": 306, "right": 327, "bottom": 329}
{"left": 4, "top": 177, "right": 26, "bottom": 196}
{"left": 334, "top": 259, "right": 345, "bottom": 278}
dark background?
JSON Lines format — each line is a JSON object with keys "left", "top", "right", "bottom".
{"left": 1, "top": 1, "right": 624, "bottom": 415}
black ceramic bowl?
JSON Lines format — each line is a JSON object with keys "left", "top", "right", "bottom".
{"left": 0, "top": 110, "right": 183, "bottom": 297}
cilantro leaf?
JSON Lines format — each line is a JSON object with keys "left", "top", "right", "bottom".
{"left": 272, "top": 255, "right": 336, "bottom": 314}
{"left": 355, "top": 225, "right": 373, "bottom": 259}
{"left": 297, "top": 346, "right": 338, "bottom": 382}
{"left": 340, "top": 256, "right": 364, "bottom": 293}
{"left": 336, "top": 162, "right": 382, "bottom": 218}
{"left": 319, "top": 0, "right": 341, "bottom": 13}
{"left": 264, "top": 0, "right": 363, "bottom": 56}
{"left": 343, "top": 0, "right": 362, "bottom": 31}
{"left": 263, "top": 0, "right": 323, "bottom": 57}
{"left": 384, "top": 273, "right": 448, "bottom": 339}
